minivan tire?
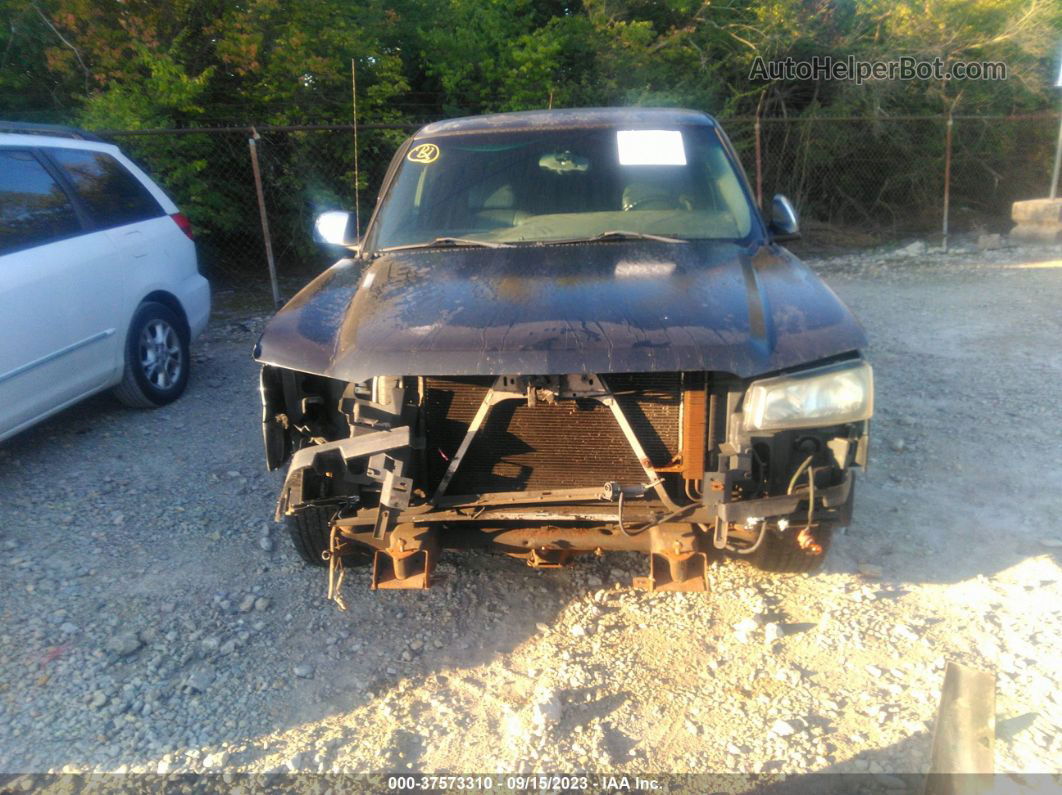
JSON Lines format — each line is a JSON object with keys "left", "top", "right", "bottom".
{"left": 113, "top": 301, "right": 190, "bottom": 408}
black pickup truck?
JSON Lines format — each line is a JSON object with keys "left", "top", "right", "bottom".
{"left": 254, "top": 108, "right": 872, "bottom": 593}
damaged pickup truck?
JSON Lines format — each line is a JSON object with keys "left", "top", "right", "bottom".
{"left": 254, "top": 108, "right": 872, "bottom": 594}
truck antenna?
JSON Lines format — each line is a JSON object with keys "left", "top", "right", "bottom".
{"left": 351, "top": 57, "right": 361, "bottom": 239}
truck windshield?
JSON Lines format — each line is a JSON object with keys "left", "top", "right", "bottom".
{"left": 371, "top": 125, "right": 755, "bottom": 250}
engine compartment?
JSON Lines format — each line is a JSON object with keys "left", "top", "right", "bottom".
{"left": 260, "top": 365, "right": 867, "bottom": 593}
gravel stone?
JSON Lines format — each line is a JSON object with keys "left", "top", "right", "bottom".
{"left": 858, "top": 563, "right": 883, "bottom": 579}
{"left": 202, "top": 751, "right": 229, "bottom": 769}
{"left": 186, "top": 666, "right": 215, "bottom": 692}
{"left": 770, "top": 719, "right": 797, "bottom": 737}
{"left": 893, "top": 240, "right": 927, "bottom": 257}
{"left": 106, "top": 633, "right": 142, "bottom": 658}
{"left": 531, "top": 690, "right": 563, "bottom": 728}
{"left": 737, "top": 617, "right": 762, "bottom": 633}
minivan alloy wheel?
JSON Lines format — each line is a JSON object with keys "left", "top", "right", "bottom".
{"left": 139, "top": 319, "right": 182, "bottom": 390}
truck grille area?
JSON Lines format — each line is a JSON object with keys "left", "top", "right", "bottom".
{"left": 423, "top": 374, "right": 682, "bottom": 493}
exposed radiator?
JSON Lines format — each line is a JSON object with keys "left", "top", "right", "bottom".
{"left": 423, "top": 374, "right": 682, "bottom": 493}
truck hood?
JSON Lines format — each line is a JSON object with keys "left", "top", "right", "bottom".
{"left": 255, "top": 240, "right": 867, "bottom": 381}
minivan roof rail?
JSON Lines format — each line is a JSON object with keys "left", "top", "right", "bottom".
{"left": 0, "top": 121, "right": 105, "bottom": 142}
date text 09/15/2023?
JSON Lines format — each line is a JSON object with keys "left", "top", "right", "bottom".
{"left": 386, "top": 775, "right": 661, "bottom": 791}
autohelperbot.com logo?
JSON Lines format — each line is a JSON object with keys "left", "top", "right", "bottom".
{"left": 750, "top": 55, "right": 1007, "bottom": 84}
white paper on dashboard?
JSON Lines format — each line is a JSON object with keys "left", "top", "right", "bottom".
{"left": 616, "top": 130, "right": 686, "bottom": 166}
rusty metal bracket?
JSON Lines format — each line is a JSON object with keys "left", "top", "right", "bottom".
{"left": 633, "top": 550, "right": 709, "bottom": 592}
{"left": 526, "top": 548, "right": 574, "bottom": 568}
{"left": 633, "top": 524, "right": 710, "bottom": 591}
{"left": 370, "top": 455, "right": 412, "bottom": 540}
{"left": 712, "top": 517, "right": 728, "bottom": 550}
{"left": 323, "top": 523, "right": 349, "bottom": 610}
{"left": 702, "top": 471, "right": 735, "bottom": 549}
{"left": 371, "top": 506, "right": 399, "bottom": 542}
{"left": 371, "top": 549, "right": 432, "bottom": 589}
{"left": 370, "top": 524, "right": 438, "bottom": 590}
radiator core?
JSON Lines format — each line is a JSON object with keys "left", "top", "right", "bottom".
{"left": 423, "top": 374, "right": 682, "bottom": 494}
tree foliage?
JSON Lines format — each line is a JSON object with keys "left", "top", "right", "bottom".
{"left": 2, "top": 0, "right": 1057, "bottom": 272}
{"left": 4, "top": 0, "right": 1057, "bottom": 125}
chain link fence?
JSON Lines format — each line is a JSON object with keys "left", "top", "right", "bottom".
{"left": 107, "top": 124, "right": 413, "bottom": 304}
{"left": 104, "top": 114, "right": 1059, "bottom": 300}
{"left": 723, "top": 114, "right": 1060, "bottom": 251}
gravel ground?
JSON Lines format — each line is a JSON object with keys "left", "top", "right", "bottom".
{"left": 0, "top": 242, "right": 1060, "bottom": 786}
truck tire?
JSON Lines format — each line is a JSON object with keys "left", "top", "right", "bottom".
{"left": 286, "top": 505, "right": 372, "bottom": 568}
{"left": 749, "top": 526, "right": 833, "bottom": 573}
{"left": 113, "top": 302, "right": 190, "bottom": 408}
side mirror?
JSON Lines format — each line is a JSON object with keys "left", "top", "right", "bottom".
{"left": 313, "top": 210, "right": 359, "bottom": 250}
{"left": 768, "top": 194, "right": 800, "bottom": 242}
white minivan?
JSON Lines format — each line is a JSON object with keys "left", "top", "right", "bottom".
{"left": 0, "top": 124, "right": 211, "bottom": 442}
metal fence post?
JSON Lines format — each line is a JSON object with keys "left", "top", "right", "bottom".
{"left": 1050, "top": 100, "right": 1062, "bottom": 199}
{"left": 942, "top": 113, "right": 953, "bottom": 252}
{"left": 754, "top": 115, "right": 763, "bottom": 208}
{"left": 248, "top": 131, "right": 282, "bottom": 308}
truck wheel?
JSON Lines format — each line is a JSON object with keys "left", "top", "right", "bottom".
{"left": 113, "top": 302, "right": 190, "bottom": 408}
{"left": 749, "top": 526, "right": 833, "bottom": 573}
{"left": 286, "top": 505, "right": 372, "bottom": 568}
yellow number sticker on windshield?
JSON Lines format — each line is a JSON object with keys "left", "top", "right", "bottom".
{"left": 407, "top": 143, "right": 439, "bottom": 164}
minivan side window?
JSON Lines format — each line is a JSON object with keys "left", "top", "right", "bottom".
{"left": 0, "top": 149, "right": 83, "bottom": 256}
{"left": 47, "top": 148, "right": 164, "bottom": 230}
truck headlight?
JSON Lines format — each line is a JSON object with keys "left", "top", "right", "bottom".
{"left": 743, "top": 360, "right": 873, "bottom": 431}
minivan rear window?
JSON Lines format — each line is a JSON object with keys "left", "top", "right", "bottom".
{"left": 47, "top": 148, "right": 164, "bottom": 230}
{"left": 0, "top": 150, "right": 83, "bottom": 256}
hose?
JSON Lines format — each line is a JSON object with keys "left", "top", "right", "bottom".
{"left": 723, "top": 455, "right": 816, "bottom": 554}
{"left": 730, "top": 520, "right": 767, "bottom": 555}
{"left": 805, "top": 463, "right": 816, "bottom": 531}
{"left": 787, "top": 455, "right": 814, "bottom": 495}
{"left": 618, "top": 498, "right": 698, "bottom": 537}
{"left": 617, "top": 490, "right": 637, "bottom": 536}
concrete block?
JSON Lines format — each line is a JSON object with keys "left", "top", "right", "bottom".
{"left": 1009, "top": 224, "right": 1062, "bottom": 245}
{"left": 1011, "top": 198, "right": 1062, "bottom": 225}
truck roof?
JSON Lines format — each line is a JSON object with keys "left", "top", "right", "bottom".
{"left": 415, "top": 107, "right": 717, "bottom": 138}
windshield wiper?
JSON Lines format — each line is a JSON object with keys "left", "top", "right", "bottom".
{"left": 548, "top": 230, "right": 688, "bottom": 245}
{"left": 590, "top": 230, "right": 687, "bottom": 243}
{"left": 380, "top": 236, "right": 514, "bottom": 253}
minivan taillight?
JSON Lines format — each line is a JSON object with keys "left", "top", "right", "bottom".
{"left": 170, "top": 212, "right": 194, "bottom": 240}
